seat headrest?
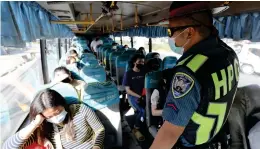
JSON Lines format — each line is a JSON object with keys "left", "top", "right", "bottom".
{"left": 116, "top": 55, "right": 130, "bottom": 68}
{"left": 81, "top": 59, "right": 99, "bottom": 66}
{"left": 51, "top": 83, "right": 80, "bottom": 104}
{"left": 145, "top": 71, "right": 162, "bottom": 89}
{"left": 80, "top": 65, "right": 106, "bottom": 83}
{"left": 122, "top": 50, "right": 136, "bottom": 55}
{"left": 81, "top": 53, "right": 96, "bottom": 60}
{"left": 83, "top": 81, "right": 120, "bottom": 110}
{"left": 110, "top": 51, "right": 122, "bottom": 60}
{"left": 146, "top": 52, "right": 160, "bottom": 60}
{"left": 163, "top": 56, "right": 177, "bottom": 70}
{"left": 146, "top": 58, "right": 162, "bottom": 72}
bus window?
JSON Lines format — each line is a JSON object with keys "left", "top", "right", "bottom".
{"left": 115, "top": 37, "right": 121, "bottom": 44}
{"left": 46, "top": 38, "right": 59, "bottom": 81}
{"left": 0, "top": 41, "right": 43, "bottom": 145}
{"left": 60, "top": 39, "right": 67, "bottom": 58}
{"left": 223, "top": 39, "right": 260, "bottom": 87}
{"left": 152, "top": 37, "right": 181, "bottom": 59}
{"left": 122, "top": 36, "right": 131, "bottom": 47}
{"left": 133, "top": 37, "right": 149, "bottom": 54}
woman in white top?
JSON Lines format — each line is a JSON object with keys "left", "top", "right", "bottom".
{"left": 150, "top": 79, "right": 167, "bottom": 117}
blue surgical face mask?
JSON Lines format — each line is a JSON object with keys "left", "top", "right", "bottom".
{"left": 168, "top": 28, "right": 190, "bottom": 55}
{"left": 47, "top": 109, "right": 67, "bottom": 124}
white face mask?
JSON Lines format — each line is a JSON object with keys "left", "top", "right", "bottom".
{"left": 169, "top": 28, "right": 190, "bottom": 55}
{"left": 112, "top": 46, "right": 117, "bottom": 49}
{"left": 46, "top": 109, "right": 67, "bottom": 124}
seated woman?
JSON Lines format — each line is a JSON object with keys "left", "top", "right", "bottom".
{"left": 124, "top": 45, "right": 129, "bottom": 50}
{"left": 151, "top": 79, "right": 167, "bottom": 117}
{"left": 66, "top": 56, "right": 77, "bottom": 65}
{"left": 54, "top": 67, "right": 86, "bottom": 100}
{"left": 69, "top": 50, "right": 80, "bottom": 62}
{"left": 137, "top": 47, "right": 146, "bottom": 56}
{"left": 3, "top": 89, "right": 105, "bottom": 149}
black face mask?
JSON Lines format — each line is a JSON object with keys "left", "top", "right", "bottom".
{"left": 136, "top": 64, "right": 144, "bottom": 70}
{"left": 62, "top": 78, "right": 71, "bottom": 83}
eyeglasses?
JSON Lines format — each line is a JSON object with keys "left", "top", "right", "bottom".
{"left": 167, "top": 25, "right": 201, "bottom": 37}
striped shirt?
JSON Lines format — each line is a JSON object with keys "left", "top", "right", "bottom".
{"left": 3, "top": 104, "right": 105, "bottom": 149}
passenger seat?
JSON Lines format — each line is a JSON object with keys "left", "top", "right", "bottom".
{"left": 146, "top": 58, "right": 162, "bottom": 72}
{"left": 66, "top": 63, "right": 83, "bottom": 80}
{"left": 80, "top": 65, "right": 106, "bottom": 83}
{"left": 115, "top": 55, "right": 130, "bottom": 91}
{"left": 51, "top": 82, "right": 81, "bottom": 104}
{"left": 82, "top": 81, "right": 122, "bottom": 148}
{"left": 104, "top": 48, "right": 114, "bottom": 73}
{"left": 162, "top": 56, "right": 177, "bottom": 70}
{"left": 109, "top": 51, "right": 122, "bottom": 81}
{"left": 145, "top": 71, "right": 163, "bottom": 138}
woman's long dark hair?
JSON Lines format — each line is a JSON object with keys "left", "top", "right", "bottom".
{"left": 29, "top": 89, "right": 75, "bottom": 145}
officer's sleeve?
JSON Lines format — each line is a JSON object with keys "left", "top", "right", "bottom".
{"left": 162, "top": 67, "right": 201, "bottom": 127}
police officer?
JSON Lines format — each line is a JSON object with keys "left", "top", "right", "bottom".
{"left": 150, "top": 2, "right": 239, "bottom": 149}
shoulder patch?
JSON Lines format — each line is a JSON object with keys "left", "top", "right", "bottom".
{"left": 172, "top": 72, "right": 194, "bottom": 98}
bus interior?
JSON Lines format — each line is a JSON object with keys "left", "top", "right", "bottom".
{"left": 1, "top": 1, "right": 260, "bottom": 149}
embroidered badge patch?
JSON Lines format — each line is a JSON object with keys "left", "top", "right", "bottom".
{"left": 172, "top": 72, "right": 194, "bottom": 98}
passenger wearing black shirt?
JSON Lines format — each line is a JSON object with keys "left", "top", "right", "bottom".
{"left": 122, "top": 54, "right": 146, "bottom": 141}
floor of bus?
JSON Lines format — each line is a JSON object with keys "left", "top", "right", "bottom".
{"left": 119, "top": 101, "right": 154, "bottom": 149}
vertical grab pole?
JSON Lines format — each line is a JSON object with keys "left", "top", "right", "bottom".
{"left": 90, "top": 3, "right": 93, "bottom": 22}
{"left": 58, "top": 38, "right": 61, "bottom": 60}
{"left": 65, "top": 39, "right": 67, "bottom": 53}
{"left": 135, "top": 5, "right": 138, "bottom": 27}
{"left": 131, "top": 37, "right": 133, "bottom": 48}
{"left": 120, "top": 36, "right": 123, "bottom": 45}
{"left": 120, "top": 12, "right": 123, "bottom": 30}
{"left": 149, "top": 38, "right": 152, "bottom": 53}
{"left": 40, "top": 40, "right": 49, "bottom": 84}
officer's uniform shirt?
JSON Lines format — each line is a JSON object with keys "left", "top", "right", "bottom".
{"left": 162, "top": 36, "right": 221, "bottom": 147}
{"left": 163, "top": 67, "right": 201, "bottom": 147}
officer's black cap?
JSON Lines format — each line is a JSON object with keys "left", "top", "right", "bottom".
{"left": 169, "top": 1, "right": 210, "bottom": 18}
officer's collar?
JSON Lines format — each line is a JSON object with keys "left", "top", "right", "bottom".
{"left": 178, "top": 35, "right": 219, "bottom": 62}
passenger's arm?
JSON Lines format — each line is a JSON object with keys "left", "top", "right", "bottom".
{"left": 3, "top": 114, "right": 44, "bottom": 149}
{"left": 83, "top": 105, "right": 105, "bottom": 149}
{"left": 151, "top": 89, "right": 162, "bottom": 116}
{"left": 125, "top": 86, "right": 141, "bottom": 98}
{"left": 150, "top": 69, "right": 201, "bottom": 149}
{"left": 122, "top": 72, "right": 141, "bottom": 98}
{"left": 151, "top": 105, "right": 163, "bottom": 117}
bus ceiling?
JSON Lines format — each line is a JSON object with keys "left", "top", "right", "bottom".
{"left": 1, "top": 1, "right": 260, "bottom": 48}
{"left": 37, "top": 1, "right": 260, "bottom": 32}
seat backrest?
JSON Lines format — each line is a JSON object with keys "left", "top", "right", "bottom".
{"left": 127, "top": 48, "right": 136, "bottom": 51}
{"left": 122, "top": 50, "right": 136, "bottom": 56}
{"left": 162, "top": 56, "right": 177, "bottom": 70}
{"left": 104, "top": 49, "right": 114, "bottom": 70}
{"left": 101, "top": 46, "right": 111, "bottom": 64}
{"left": 109, "top": 51, "right": 122, "bottom": 77}
{"left": 81, "top": 53, "right": 96, "bottom": 61}
{"left": 146, "top": 58, "right": 163, "bottom": 72}
{"left": 97, "top": 45, "right": 104, "bottom": 60}
{"left": 145, "top": 71, "right": 162, "bottom": 127}
{"left": 51, "top": 83, "right": 80, "bottom": 105}
{"left": 82, "top": 81, "right": 122, "bottom": 148}
{"left": 80, "top": 65, "right": 106, "bottom": 83}
{"left": 66, "top": 63, "right": 82, "bottom": 80}
{"left": 115, "top": 55, "right": 130, "bottom": 87}
{"left": 146, "top": 52, "right": 160, "bottom": 60}
{"left": 80, "top": 58, "right": 99, "bottom": 66}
